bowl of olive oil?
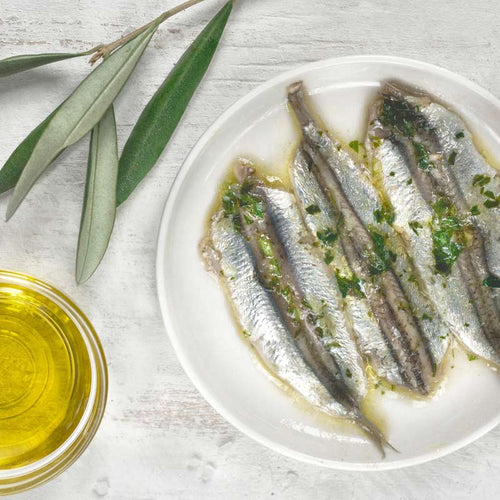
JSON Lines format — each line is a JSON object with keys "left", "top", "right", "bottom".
{"left": 0, "top": 270, "right": 107, "bottom": 495}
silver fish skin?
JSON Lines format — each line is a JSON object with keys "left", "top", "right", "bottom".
{"left": 257, "top": 185, "right": 367, "bottom": 402}
{"left": 378, "top": 81, "right": 500, "bottom": 285}
{"left": 204, "top": 211, "right": 392, "bottom": 454}
{"left": 203, "top": 212, "right": 349, "bottom": 418}
{"left": 369, "top": 83, "right": 500, "bottom": 364}
{"left": 365, "top": 122, "right": 500, "bottom": 364}
{"left": 288, "top": 81, "right": 441, "bottom": 393}
{"left": 290, "top": 147, "right": 404, "bottom": 387}
{"left": 420, "top": 101, "right": 500, "bottom": 280}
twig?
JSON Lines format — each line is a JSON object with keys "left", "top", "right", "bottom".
{"left": 87, "top": 0, "right": 207, "bottom": 65}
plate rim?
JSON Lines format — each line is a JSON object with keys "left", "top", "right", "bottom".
{"left": 156, "top": 54, "right": 500, "bottom": 471}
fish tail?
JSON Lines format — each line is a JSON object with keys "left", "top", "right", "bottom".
{"left": 356, "top": 415, "right": 398, "bottom": 458}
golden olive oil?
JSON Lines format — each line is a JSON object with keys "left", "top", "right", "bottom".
{"left": 0, "top": 276, "right": 92, "bottom": 469}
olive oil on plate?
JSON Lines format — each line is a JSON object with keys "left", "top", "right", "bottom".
{"left": 0, "top": 274, "right": 93, "bottom": 469}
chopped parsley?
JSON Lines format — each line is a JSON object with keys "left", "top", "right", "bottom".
{"left": 470, "top": 205, "right": 480, "bottom": 215}
{"left": 413, "top": 141, "right": 435, "bottom": 171}
{"left": 335, "top": 272, "right": 365, "bottom": 298}
{"left": 306, "top": 204, "right": 321, "bottom": 215}
{"left": 380, "top": 96, "right": 428, "bottom": 137}
{"left": 448, "top": 150, "right": 458, "bottom": 165}
{"left": 484, "top": 196, "right": 500, "bottom": 209}
{"left": 467, "top": 353, "right": 478, "bottom": 361}
{"left": 472, "top": 174, "right": 490, "bottom": 187}
{"left": 222, "top": 181, "right": 264, "bottom": 222}
{"left": 422, "top": 312, "right": 433, "bottom": 321}
{"left": 373, "top": 203, "right": 395, "bottom": 225}
{"left": 408, "top": 220, "right": 423, "bottom": 235}
{"left": 316, "top": 228, "right": 338, "bottom": 246}
{"left": 349, "top": 140, "right": 360, "bottom": 153}
{"left": 368, "top": 229, "right": 397, "bottom": 275}
{"left": 406, "top": 178, "right": 413, "bottom": 185}
{"left": 370, "top": 135, "right": 382, "bottom": 148}
{"left": 455, "top": 131, "right": 465, "bottom": 139}
{"left": 483, "top": 275, "right": 500, "bottom": 288}
{"left": 431, "top": 198, "right": 464, "bottom": 275}
{"left": 324, "top": 249, "right": 334, "bottom": 265}
{"left": 257, "top": 234, "right": 274, "bottom": 257}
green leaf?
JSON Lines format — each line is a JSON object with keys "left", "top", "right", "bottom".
{"left": 76, "top": 106, "right": 118, "bottom": 284}
{"left": 116, "top": 1, "right": 233, "bottom": 205}
{"left": 0, "top": 52, "right": 86, "bottom": 78}
{"left": 6, "top": 25, "right": 156, "bottom": 220}
{"left": 0, "top": 108, "right": 59, "bottom": 195}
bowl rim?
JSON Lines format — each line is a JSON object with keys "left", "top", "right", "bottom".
{"left": 0, "top": 269, "right": 108, "bottom": 494}
{"left": 156, "top": 55, "right": 500, "bottom": 471}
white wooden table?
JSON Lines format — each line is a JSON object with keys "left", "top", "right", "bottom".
{"left": 1, "top": 0, "right": 499, "bottom": 498}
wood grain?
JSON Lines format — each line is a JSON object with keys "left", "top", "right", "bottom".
{"left": 1, "top": 0, "right": 499, "bottom": 498}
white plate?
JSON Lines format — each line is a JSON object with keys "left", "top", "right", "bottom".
{"left": 156, "top": 56, "right": 500, "bottom": 470}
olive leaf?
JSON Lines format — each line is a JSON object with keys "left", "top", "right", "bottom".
{"left": 0, "top": 52, "right": 88, "bottom": 78}
{"left": 76, "top": 105, "right": 118, "bottom": 284}
{"left": 6, "top": 24, "right": 157, "bottom": 220}
{"left": 0, "top": 108, "right": 59, "bottom": 195}
{"left": 116, "top": 0, "right": 233, "bottom": 205}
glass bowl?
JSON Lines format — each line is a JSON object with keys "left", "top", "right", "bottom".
{"left": 0, "top": 270, "right": 107, "bottom": 495}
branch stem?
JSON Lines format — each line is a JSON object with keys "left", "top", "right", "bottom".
{"left": 87, "top": 0, "right": 207, "bottom": 64}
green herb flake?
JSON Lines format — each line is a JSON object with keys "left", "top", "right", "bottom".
{"left": 368, "top": 229, "right": 395, "bottom": 275}
{"left": 406, "top": 178, "right": 413, "bottom": 185}
{"left": 324, "top": 249, "right": 334, "bottom": 265}
{"left": 306, "top": 204, "right": 321, "bottom": 215}
{"left": 389, "top": 171, "right": 396, "bottom": 177}
{"left": 467, "top": 353, "right": 478, "bottom": 361}
{"left": 408, "top": 220, "right": 423, "bottom": 235}
{"left": 483, "top": 275, "right": 500, "bottom": 288}
{"left": 335, "top": 272, "right": 365, "bottom": 299}
{"left": 370, "top": 135, "right": 382, "bottom": 148}
{"left": 432, "top": 197, "right": 457, "bottom": 218}
{"left": 484, "top": 197, "right": 500, "bottom": 209}
{"left": 316, "top": 228, "right": 338, "bottom": 247}
{"left": 380, "top": 96, "right": 428, "bottom": 137}
{"left": 257, "top": 234, "right": 274, "bottom": 257}
{"left": 432, "top": 227, "right": 463, "bottom": 275}
{"left": 472, "top": 174, "right": 491, "bottom": 187}
{"left": 345, "top": 368, "right": 353, "bottom": 379}
{"left": 422, "top": 312, "right": 433, "bottom": 321}
{"left": 448, "top": 150, "right": 458, "bottom": 165}
{"left": 373, "top": 204, "right": 395, "bottom": 225}
{"left": 413, "top": 141, "right": 435, "bottom": 171}
{"left": 470, "top": 205, "right": 480, "bottom": 215}
{"left": 348, "top": 140, "right": 360, "bottom": 153}
{"left": 455, "top": 131, "right": 465, "bottom": 139}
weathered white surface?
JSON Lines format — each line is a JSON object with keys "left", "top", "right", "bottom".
{"left": 0, "top": 0, "right": 498, "bottom": 498}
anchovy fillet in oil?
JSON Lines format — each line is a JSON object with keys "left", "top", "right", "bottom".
{"left": 290, "top": 147, "right": 404, "bottom": 388}
{"left": 287, "top": 81, "right": 443, "bottom": 394}
{"left": 203, "top": 197, "right": 391, "bottom": 453}
{"left": 367, "top": 82, "right": 500, "bottom": 364}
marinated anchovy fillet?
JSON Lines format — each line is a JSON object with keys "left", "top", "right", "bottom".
{"left": 367, "top": 82, "right": 500, "bottom": 365}
{"left": 290, "top": 147, "right": 404, "bottom": 388}
{"left": 287, "top": 81, "right": 442, "bottom": 394}
{"left": 420, "top": 100, "right": 500, "bottom": 280}
{"left": 203, "top": 205, "right": 391, "bottom": 453}
{"left": 202, "top": 214, "right": 348, "bottom": 417}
